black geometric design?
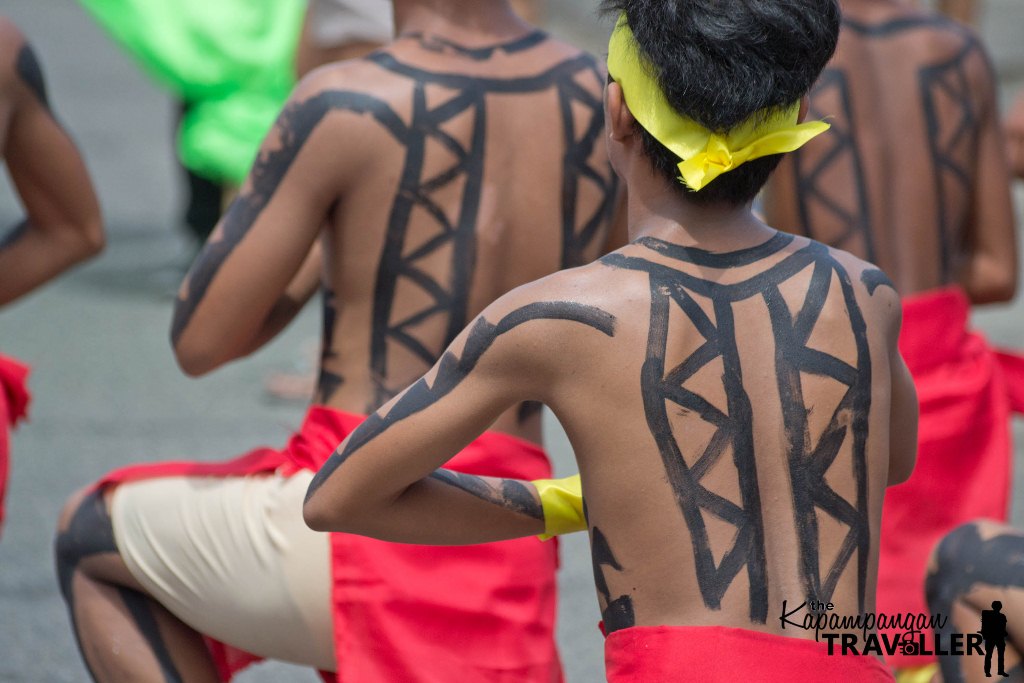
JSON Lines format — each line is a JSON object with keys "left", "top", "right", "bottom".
{"left": 172, "top": 33, "right": 617, "bottom": 394}
{"left": 919, "top": 41, "right": 980, "bottom": 282}
{"left": 789, "top": 69, "right": 875, "bottom": 263}
{"left": 307, "top": 300, "right": 616, "bottom": 501}
{"left": 15, "top": 43, "right": 49, "bottom": 109}
{"left": 316, "top": 287, "right": 344, "bottom": 403}
{"left": 366, "top": 46, "right": 616, "bottom": 405}
{"left": 591, "top": 525, "right": 635, "bottom": 633}
{"left": 404, "top": 29, "right": 547, "bottom": 61}
{"left": 602, "top": 236, "right": 872, "bottom": 621}
{"left": 927, "top": 524, "right": 1024, "bottom": 683}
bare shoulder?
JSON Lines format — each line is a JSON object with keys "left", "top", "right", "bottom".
{"left": 481, "top": 262, "right": 619, "bottom": 337}
{"left": 826, "top": 244, "right": 901, "bottom": 338}
{"left": 470, "top": 262, "right": 620, "bottom": 366}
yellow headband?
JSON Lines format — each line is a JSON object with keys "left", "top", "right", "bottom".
{"left": 607, "top": 15, "right": 830, "bottom": 191}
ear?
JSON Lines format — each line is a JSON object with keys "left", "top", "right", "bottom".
{"left": 797, "top": 95, "right": 810, "bottom": 123}
{"left": 606, "top": 81, "right": 636, "bottom": 141}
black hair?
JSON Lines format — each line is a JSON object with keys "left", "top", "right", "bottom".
{"left": 603, "top": 0, "right": 841, "bottom": 205}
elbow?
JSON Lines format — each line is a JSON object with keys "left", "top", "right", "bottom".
{"left": 964, "top": 260, "right": 1018, "bottom": 305}
{"left": 303, "top": 492, "right": 359, "bottom": 534}
{"left": 302, "top": 496, "right": 333, "bottom": 533}
{"left": 888, "top": 455, "right": 916, "bottom": 487}
{"left": 172, "top": 338, "right": 222, "bottom": 377}
{"left": 303, "top": 478, "right": 371, "bottom": 534}
{"left": 79, "top": 216, "right": 106, "bottom": 258}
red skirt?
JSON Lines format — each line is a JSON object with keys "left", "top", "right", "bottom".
{"left": 878, "top": 286, "right": 1024, "bottom": 668}
{"left": 99, "top": 406, "right": 562, "bottom": 683}
{"left": 0, "top": 353, "right": 31, "bottom": 536}
{"left": 605, "top": 626, "right": 894, "bottom": 682}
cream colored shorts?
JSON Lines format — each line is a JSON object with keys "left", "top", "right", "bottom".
{"left": 308, "top": 0, "right": 393, "bottom": 48}
{"left": 110, "top": 471, "right": 335, "bottom": 671}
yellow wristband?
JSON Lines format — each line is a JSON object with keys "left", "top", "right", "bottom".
{"left": 532, "top": 474, "right": 586, "bottom": 541}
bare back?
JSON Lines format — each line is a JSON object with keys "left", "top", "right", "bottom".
{"left": 314, "top": 31, "right": 615, "bottom": 435}
{"left": 763, "top": 2, "right": 1010, "bottom": 297}
{"left": 172, "top": 25, "right": 619, "bottom": 440}
{"left": 539, "top": 232, "right": 900, "bottom": 636}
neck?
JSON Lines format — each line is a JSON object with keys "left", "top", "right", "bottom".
{"left": 623, "top": 163, "right": 771, "bottom": 248}
{"left": 393, "top": 0, "right": 528, "bottom": 41}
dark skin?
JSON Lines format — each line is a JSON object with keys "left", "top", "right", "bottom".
{"left": 1006, "top": 92, "right": 1024, "bottom": 180}
{"left": 171, "top": 0, "right": 622, "bottom": 438}
{"left": 306, "top": 78, "right": 918, "bottom": 642}
{"left": 763, "top": 0, "right": 1016, "bottom": 305}
{"left": 0, "top": 18, "right": 104, "bottom": 306}
{"left": 61, "top": 1, "right": 621, "bottom": 680}
{"left": 926, "top": 521, "right": 1024, "bottom": 683}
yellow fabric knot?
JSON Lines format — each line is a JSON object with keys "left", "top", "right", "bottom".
{"left": 607, "top": 14, "right": 830, "bottom": 191}
{"left": 532, "top": 474, "right": 586, "bottom": 541}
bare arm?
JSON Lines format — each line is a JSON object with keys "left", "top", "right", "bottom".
{"left": 1005, "top": 90, "right": 1024, "bottom": 180}
{"left": 885, "top": 287, "right": 918, "bottom": 485}
{"left": 237, "top": 239, "right": 323, "bottom": 357}
{"left": 0, "top": 31, "right": 103, "bottom": 307}
{"left": 303, "top": 292, "right": 616, "bottom": 545}
{"left": 171, "top": 72, "right": 357, "bottom": 376}
{"left": 959, "top": 48, "right": 1017, "bottom": 305}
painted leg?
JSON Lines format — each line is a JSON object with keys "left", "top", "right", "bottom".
{"left": 55, "top": 488, "right": 219, "bottom": 683}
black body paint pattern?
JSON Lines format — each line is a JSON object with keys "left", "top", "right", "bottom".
{"left": 591, "top": 526, "right": 635, "bottom": 633}
{"left": 790, "top": 16, "right": 982, "bottom": 279}
{"left": 918, "top": 39, "right": 982, "bottom": 282}
{"left": 316, "top": 287, "right": 344, "bottom": 403}
{"left": 170, "top": 34, "right": 617, "bottom": 410}
{"left": 406, "top": 29, "right": 547, "bottom": 61}
{"left": 860, "top": 268, "right": 896, "bottom": 295}
{"left": 431, "top": 469, "right": 543, "bottom": 520}
{"left": 788, "top": 68, "right": 875, "bottom": 263}
{"left": 602, "top": 235, "right": 873, "bottom": 622}
{"left": 366, "top": 39, "right": 616, "bottom": 405}
{"left": 55, "top": 491, "right": 183, "bottom": 682}
{"left": 171, "top": 90, "right": 406, "bottom": 344}
{"left": 15, "top": 43, "right": 49, "bottom": 108}
{"left": 927, "top": 523, "right": 1024, "bottom": 683}
{"left": 306, "top": 300, "right": 615, "bottom": 501}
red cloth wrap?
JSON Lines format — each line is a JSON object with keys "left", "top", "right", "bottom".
{"left": 878, "top": 286, "right": 1024, "bottom": 669}
{"left": 98, "top": 406, "right": 561, "bottom": 683}
{"left": 604, "top": 626, "right": 895, "bottom": 682}
{"left": 0, "top": 353, "right": 31, "bottom": 535}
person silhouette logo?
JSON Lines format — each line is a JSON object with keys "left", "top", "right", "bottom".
{"left": 980, "top": 601, "right": 1010, "bottom": 677}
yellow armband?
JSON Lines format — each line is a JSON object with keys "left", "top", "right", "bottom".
{"left": 532, "top": 475, "right": 586, "bottom": 541}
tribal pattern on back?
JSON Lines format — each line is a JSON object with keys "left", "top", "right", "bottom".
{"left": 602, "top": 235, "right": 877, "bottom": 623}
{"left": 365, "top": 32, "right": 616, "bottom": 406}
{"left": 170, "top": 31, "right": 616, "bottom": 409}
{"left": 783, "top": 15, "right": 986, "bottom": 279}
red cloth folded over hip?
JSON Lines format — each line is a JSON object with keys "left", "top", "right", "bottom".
{"left": 99, "top": 406, "right": 562, "bottom": 683}
{"left": 0, "top": 353, "right": 31, "bottom": 536}
{"left": 878, "top": 286, "right": 1024, "bottom": 669}
{"left": 605, "top": 625, "right": 894, "bottom": 682}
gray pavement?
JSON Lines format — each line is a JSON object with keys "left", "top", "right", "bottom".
{"left": 0, "top": 1, "right": 1022, "bottom": 682}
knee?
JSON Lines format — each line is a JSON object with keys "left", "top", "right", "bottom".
{"left": 54, "top": 486, "right": 118, "bottom": 598}
{"left": 925, "top": 521, "right": 994, "bottom": 609}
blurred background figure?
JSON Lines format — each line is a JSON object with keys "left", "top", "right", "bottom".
{"left": 0, "top": 17, "right": 104, "bottom": 537}
{"left": 269, "top": 0, "right": 547, "bottom": 401}
{"left": 927, "top": 520, "right": 1024, "bottom": 682}
{"left": 1006, "top": 91, "right": 1024, "bottom": 180}
{"left": 77, "top": 0, "right": 305, "bottom": 246}
{"left": 762, "top": 0, "right": 1021, "bottom": 678}
{"left": 936, "top": 0, "right": 979, "bottom": 25}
